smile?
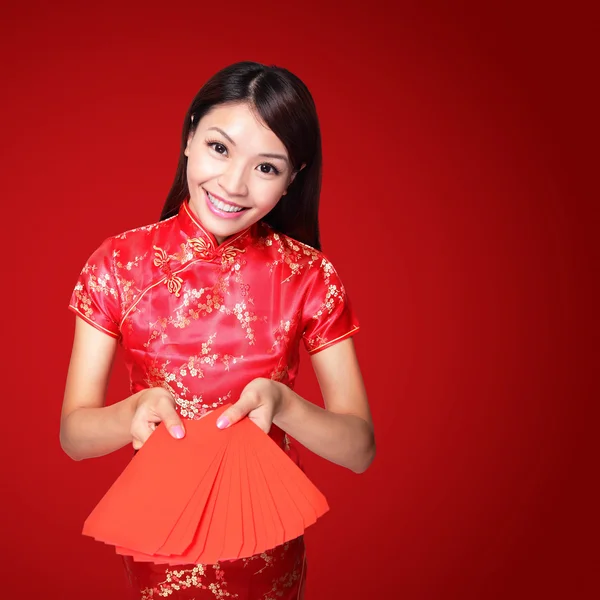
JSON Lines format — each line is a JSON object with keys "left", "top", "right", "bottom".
{"left": 205, "top": 190, "right": 246, "bottom": 213}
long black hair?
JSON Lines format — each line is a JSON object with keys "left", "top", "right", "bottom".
{"left": 160, "top": 61, "right": 322, "bottom": 250}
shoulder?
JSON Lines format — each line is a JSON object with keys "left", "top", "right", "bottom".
{"left": 87, "top": 215, "right": 177, "bottom": 265}
{"left": 278, "top": 232, "right": 344, "bottom": 288}
{"left": 254, "top": 223, "right": 336, "bottom": 280}
{"left": 252, "top": 223, "right": 346, "bottom": 290}
{"left": 110, "top": 214, "right": 177, "bottom": 253}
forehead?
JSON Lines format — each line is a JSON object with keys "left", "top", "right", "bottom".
{"left": 199, "top": 102, "right": 286, "bottom": 151}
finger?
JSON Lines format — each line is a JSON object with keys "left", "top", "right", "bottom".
{"left": 217, "top": 393, "right": 259, "bottom": 429}
{"left": 157, "top": 402, "right": 185, "bottom": 439}
{"left": 130, "top": 418, "right": 153, "bottom": 447}
{"left": 248, "top": 413, "right": 272, "bottom": 434}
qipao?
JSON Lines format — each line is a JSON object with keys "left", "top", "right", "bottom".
{"left": 69, "top": 201, "right": 359, "bottom": 599}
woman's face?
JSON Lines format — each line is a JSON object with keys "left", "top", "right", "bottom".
{"left": 185, "top": 102, "right": 297, "bottom": 244}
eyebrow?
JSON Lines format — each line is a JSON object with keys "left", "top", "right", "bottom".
{"left": 259, "top": 152, "right": 289, "bottom": 164}
{"left": 207, "top": 127, "right": 236, "bottom": 145}
{"left": 207, "top": 127, "right": 289, "bottom": 164}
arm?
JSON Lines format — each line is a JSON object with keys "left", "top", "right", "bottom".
{"left": 274, "top": 338, "right": 375, "bottom": 473}
{"left": 220, "top": 338, "right": 375, "bottom": 474}
{"left": 60, "top": 317, "right": 185, "bottom": 461}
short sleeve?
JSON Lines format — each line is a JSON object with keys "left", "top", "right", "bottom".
{"left": 68, "top": 237, "right": 122, "bottom": 338}
{"left": 302, "top": 256, "right": 360, "bottom": 354}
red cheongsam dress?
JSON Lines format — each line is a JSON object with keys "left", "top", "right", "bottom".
{"left": 68, "top": 201, "right": 359, "bottom": 600}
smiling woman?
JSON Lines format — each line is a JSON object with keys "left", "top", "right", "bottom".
{"left": 184, "top": 103, "right": 301, "bottom": 242}
{"left": 161, "top": 61, "right": 323, "bottom": 250}
{"left": 60, "top": 61, "right": 375, "bottom": 600}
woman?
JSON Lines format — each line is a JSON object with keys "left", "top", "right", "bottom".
{"left": 61, "top": 61, "right": 375, "bottom": 599}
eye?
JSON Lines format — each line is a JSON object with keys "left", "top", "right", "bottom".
{"left": 257, "top": 163, "right": 280, "bottom": 175}
{"left": 207, "top": 141, "right": 228, "bottom": 155}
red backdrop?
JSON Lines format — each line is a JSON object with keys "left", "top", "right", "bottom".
{"left": 2, "top": 1, "right": 597, "bottom": 598}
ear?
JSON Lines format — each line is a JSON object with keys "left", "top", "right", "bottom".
{"left": 184, "top": 116, "right": 196, "bottom": 157}
{"left": 289, "top": 163, "right": 306, "bottom": 185}
{"left": 184, "top": 132, "right": 193, "bottom": 157}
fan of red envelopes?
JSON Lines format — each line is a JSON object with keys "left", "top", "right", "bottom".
{"left": 82, "top": 404, "right": 329, "bottom": 565}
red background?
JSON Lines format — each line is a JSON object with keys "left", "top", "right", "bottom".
{"left": 1, "top": 1, "right": 597, "bottom": 598}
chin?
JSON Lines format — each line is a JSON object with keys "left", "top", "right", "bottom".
{"left": 203, "top": 210, "right": 252, "bottom": 237}
{"left": 189, "top": 194, "right": 263, "bottom": 241}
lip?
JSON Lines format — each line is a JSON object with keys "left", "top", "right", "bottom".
{"left": 204, "top": 189, "right": 248, "bottom": 219}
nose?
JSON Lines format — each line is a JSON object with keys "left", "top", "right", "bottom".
{"left": 218, "top": 160, "right": 249, "bottom": 197}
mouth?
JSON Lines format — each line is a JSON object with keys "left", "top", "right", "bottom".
{"left": 204, "top": 189, "right": 248, "bottom": 215}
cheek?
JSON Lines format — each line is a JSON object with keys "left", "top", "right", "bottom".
{"left": 250, "top": 181, "right": 286, "bottom": 211}
{"left": 187, "top": 152, "right": 221, "bottom": 183}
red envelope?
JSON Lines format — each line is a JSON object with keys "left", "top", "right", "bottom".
{"left": 83, "top": 403, "right": 329, "bottom": 564}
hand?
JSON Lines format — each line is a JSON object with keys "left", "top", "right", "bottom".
{"left": 130, "top": 387, "right": 185, "bottom": 450}
{"left": 217, "top": 378, "right": 285, "bottom": 434}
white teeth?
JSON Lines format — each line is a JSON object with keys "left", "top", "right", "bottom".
{"left": 207, "top": 192, "right": 243, "bottom": 213}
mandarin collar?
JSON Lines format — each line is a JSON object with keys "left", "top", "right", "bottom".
{"left": 177, "top": 200, "right": 256, "bottom": 250}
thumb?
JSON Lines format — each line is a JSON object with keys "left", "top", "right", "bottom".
{"left": 162, "top": 408, "right": 185, "bottom": 440}
{"left": 216, "top": 395, "right": 255, "bottom": 429}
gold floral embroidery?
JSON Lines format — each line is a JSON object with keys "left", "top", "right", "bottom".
{"left": 147, "top": 239, "right": 258, "bottom": 344}
{"left": 161, "top": 287, "right": 208, "bottom": 333}
{"left": 194, "top": 288, "right": 226, "bottom": 316}
{"left": 312, "top": 283, "right": 344, "bottom": 319}
{"left": 143, "top": 278, "right": 256, "bottom": 351}
{"left": 71, "top": 262, "right": 119, "bottom": 323}
{"left": 189, "top": 237, "right": 247, "bottom": 271}
{"left": 304, "top": 333, "right": 327, "bottom": 351}
{"left": 176, "top": 390, "right": 234, "bottom": 420}
{"left": 71, "top": 287, "right": 94, "bottom": 320}
{"left": 178, "top": 334, "right": 219, "bottom": 379}
{"left": 152, "top": 246, "right": 170, "bottom": 270}
{"left": 165, "top": 273, "right": 184, "bottom": 296}
{"left": 307, "top": 326, "right": 359, "bottom": 354}
{"left": 87, "top": 271, "right": 118, "bottom": 299}
{"left": 176, "top": 393, "right": 207, "bottom": 419}
{"left": 144, "top": 360, "right": 191, "bottom": 400}
{"left": 265, "top": 233, "right": 319, "bottom": 283}
{"left": 319, "top": 256, "right": 335, "bottom": 285}
{"left": 269, "top": 312, "right": 300, "bottom": 353}
{"left": 139, "top": 562, "right": 239, "bottom": 599}
{"left": 144, "top": 316, "right": 170, "bottom": 348}
{"left": 114, "top": 271, "right": 139, "bottom": 309}
{"left": 145, "top": 336, "right": 242, "bottom": 418}
{"left": 270, "top": 357, "right": 290, "bottom": 384}
{"left": 218, "top": 390, "right": 232, "bottom": 404}
{"left": 220, "top": 245, "right": 245, "bottom": 268}
{"left": 262, "top": 567, "right": 302, "bottom": 600}
{"left": 244, "top": 539, "right": 304, "bottom": 592}
{"left": 221, "top": 354, "right": 243, "bottom": 372}
{"left": 114, "top": 249, "right": 147, "bottom": 272}
{"left": 237, "top": 282, "right": 250, "bottom": 297}
{"left": 178, "top": 338, "right": 243, "bottom": 380}
{"left": 188, "top": 236, "right": 215, "bottom": 260}
{"left": 153, "top": 245, "right": 184, "bottom": 297}
{"left": 173, "top": 281, "right": 227, "bottom": 327}
{"left": 270, "top": 320, "right": 292, "bottom": 352}
{"left": 233, "top": 301, "right": 259, "bottom": 345}
{"left": 114, "top": 219, "right": 164, "bottom": 241}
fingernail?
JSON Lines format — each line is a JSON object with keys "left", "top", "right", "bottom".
{"left": 171, "top": 425, "right": 185, "bottom": 439}
{"left": 216, "top": 416, "right": 230, "bottom": 429}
